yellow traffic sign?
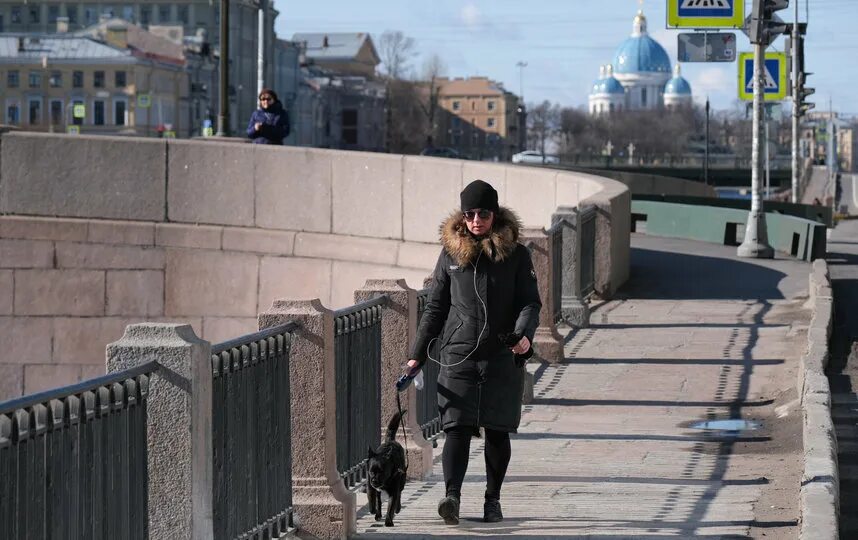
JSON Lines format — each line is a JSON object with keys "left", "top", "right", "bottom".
{"left": 738, "top": 52, "right": 788, "bottom": 101}
{"left": 137, "top": 93, "right": 151, "bottom": 108}
{"left": 72, "top": 104, "right": 86, "bottom": 119}
{"left": 667, "top": 0, "right": 745, "bottom": 29}
{"left": 66, "top": 126, "right": 80, "bottom": 135}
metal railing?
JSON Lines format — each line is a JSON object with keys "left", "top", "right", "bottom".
{"left": 547, "top": 222, "right": 564, "bottom": 324}
{"left": 333, "top": 297, "right": 385, "bottom": 490}
{"left": 211, "top": 322, "right": 297, "bottom": 540}
{"left": 415, "top": 288, "right": 442, "bottom": 442}
{"left": 580, "top": 207, "right": 597, "bottom": 298}
{"left": 0, "top": 362, "right": 157, "bottom": 540}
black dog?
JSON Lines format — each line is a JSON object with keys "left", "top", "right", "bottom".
{"left": 367, "top": 411, "right": 407, "bottom": 527}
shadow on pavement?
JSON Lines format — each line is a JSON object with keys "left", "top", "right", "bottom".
{"left": 622, "top": 248, "right": 789, "bottom": 300}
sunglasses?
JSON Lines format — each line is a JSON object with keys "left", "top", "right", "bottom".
{"left": 259, "top": 96, "right": 273, "bottom": 102}
{"left": 463, "top": 209, "right": 493, "bottom": 221}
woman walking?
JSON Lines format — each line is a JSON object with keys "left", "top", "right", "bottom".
{"left": 406, "top": 179, "right": 541, "bottom": 525}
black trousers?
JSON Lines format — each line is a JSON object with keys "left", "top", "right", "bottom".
{"left": 442, "top": 426, "right": 511, "bottom": 500}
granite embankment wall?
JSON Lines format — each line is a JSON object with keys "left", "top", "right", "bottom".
{"left": 0, "top": 132, "right": 632, "bottom": 401}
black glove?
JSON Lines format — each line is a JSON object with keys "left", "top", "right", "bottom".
{"left": 498, "top": 332, "right": 533, "bottom": 368}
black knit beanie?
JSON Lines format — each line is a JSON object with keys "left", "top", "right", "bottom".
{"left": 460, "top": 180, "right": 499, "bottom": 213}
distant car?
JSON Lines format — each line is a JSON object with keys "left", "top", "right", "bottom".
{"left": 512, "top": 150, "right": 559, "bottom": 165}
{"left": 420, "top": 147, "right": 465, "bottom": 159}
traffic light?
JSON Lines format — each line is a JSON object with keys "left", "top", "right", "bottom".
{"left": 797, "top": 73, "right": 815, "bottom": 115}
{"left": 750, "top": 0, "right": 790, "bottom": 46}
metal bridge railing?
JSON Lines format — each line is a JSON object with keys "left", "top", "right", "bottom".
{"left": 333, "top": 296, "right": 385, "bottom": 490}
{"left": 211, "top": 322, "right": 298, "bottom": 540}
{"left": 415, "top": 288, "right": 443, "bottom": 442}
{"left": 580, "top": 206, "right": 597, "bottom": 298}
{"left": 0, "top": 362, "right": 157, "bottom": 540}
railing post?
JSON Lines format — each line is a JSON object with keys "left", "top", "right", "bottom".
{"left": 521, "top": 229, "right": 564, "bottom": 364}
{"left": 258, "top": 299, "right": 355, "bottom": 539}
{"left": 552, "top": 206, "right": 591, "bottom": 328}
{"left": 106, "top": 323, "right": 214, "bottom": 540}
{"left": 355, "top": 279, "right": 433, "bottom": 479}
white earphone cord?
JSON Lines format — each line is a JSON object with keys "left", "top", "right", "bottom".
{"left": 426, "top": 251, "right": 488, "bottom": 369}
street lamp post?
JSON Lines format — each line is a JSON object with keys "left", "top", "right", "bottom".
{"left": 215, "top": 0, "right": 230, "bottom": 137}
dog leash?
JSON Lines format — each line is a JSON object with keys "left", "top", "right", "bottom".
{"left": 395, "top": 387, "right": 409, "bottom": 474}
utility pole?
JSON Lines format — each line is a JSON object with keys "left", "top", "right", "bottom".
{"left": 216, "top": 0, "right": 230, "bottom": 137}
{"left": 516, "top": 61, "right": 527, "bottom": 101}
{"left": 257, "top": 0, "right": 266, "bottom": 96}
{"left": 704, "top": 97, "right": 710, "bottom": 186}
{"left": 739, "top": 0, "right": 788, "bottom": 259}
{"left": 790, "top": 0, "right": 800, "bottom": 203}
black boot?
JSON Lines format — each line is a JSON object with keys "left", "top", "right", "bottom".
{"left": 483, "top": 498, "right": 503, "bottom": 523}
{"left": 438, "top": 495, "right": 460, "bottom": 525}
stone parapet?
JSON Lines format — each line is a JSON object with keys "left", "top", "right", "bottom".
{"left": 521, "top": 229, "right": 564, "bottom": 364}
{"left": 258, "top": 299, "right": 356, "bottom": 539}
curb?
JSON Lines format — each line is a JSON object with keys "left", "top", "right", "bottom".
{"left": 799, "top": 259, "right": 839, "bottom": 540}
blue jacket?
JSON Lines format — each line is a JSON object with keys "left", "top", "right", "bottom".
{"left": 246, "top": 101, "right": 290, "bottom": 145}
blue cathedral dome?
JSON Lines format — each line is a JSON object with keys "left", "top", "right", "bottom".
{"left": 664, "top": 64, "right": 692, "bottom": 95}
{"left": 590, "top": 65, "right": 625, "bottom": 95}
{"left": 612, "top": 12, "right": 672, "bottom": 75}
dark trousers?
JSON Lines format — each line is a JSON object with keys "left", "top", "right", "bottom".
{"left": 442, "top": 426, "right": 511, "bottom": 500}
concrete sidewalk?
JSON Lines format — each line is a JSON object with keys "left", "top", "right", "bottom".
{"left": 355, "top": 235, "right": 810, "bottom": 538}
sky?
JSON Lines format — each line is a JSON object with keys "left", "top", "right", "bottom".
{"left": 272, "top": 0, "right": 857, "bottom": 114}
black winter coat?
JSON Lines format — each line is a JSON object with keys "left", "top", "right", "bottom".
{"left": 409, "top": 207, "right": 541, "bottom": 432}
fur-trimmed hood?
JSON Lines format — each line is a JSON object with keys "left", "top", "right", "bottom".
{"left": 440, "top": 207, "right": 522, "bottom": 266}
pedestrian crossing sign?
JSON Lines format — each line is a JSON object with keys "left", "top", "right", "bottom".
{"left": 668, "top": 0, "right": 745, "bottom": 28}
{"left": 738, "top": 52, "right": 788, "bottom": 101}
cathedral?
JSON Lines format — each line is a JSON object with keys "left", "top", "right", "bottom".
{"left": 589, "top": 10, "right": 693, "bottom": 115}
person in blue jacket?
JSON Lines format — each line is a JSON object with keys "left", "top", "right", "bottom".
{"left": 246, "top": 88, "right": 290, "bottom": 144}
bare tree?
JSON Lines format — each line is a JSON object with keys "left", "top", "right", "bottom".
{"left": 527, "top": 100, "right": 561, "bottom": 160}
{"left": 419, "top": 54, "right": 447, "bottom": 146}
{"left": 378, "top": 30, "right": 416, "bottom": 80}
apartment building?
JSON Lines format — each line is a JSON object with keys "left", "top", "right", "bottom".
{"left": 0, "top": 25, "right": 188, "bottom": 136}
{"left": 0, "top": 0, "right": 277, "bottom": 134}
{"left": 436, "top": 76, "right": 523, "bottom": 161}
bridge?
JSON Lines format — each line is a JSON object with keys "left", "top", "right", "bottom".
{"left": 0, "top": 132, "right": 844, "bottom": 539}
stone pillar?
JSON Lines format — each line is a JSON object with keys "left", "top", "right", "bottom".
{"left": 258, "top": 299, "right": 355, "bottom": 540}
{"left": 552, "top": 206, "right": 590, "bottom": 328}
{"left": 355, "top": 279, "right": 433, "bottom": 480}
{"left": 106, "top": 323, "right": 214, "bottom": 540}
{"left": 522, "top": 229, "right": 564, "bottom": 364}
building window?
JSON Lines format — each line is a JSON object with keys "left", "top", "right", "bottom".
{"left": 94, "top": 100, "right": 105, "bottom": 125}
{"left": 72, "top": 70, "right": 83, "bottom": 88}
{"left": 84, "top": 7, "right": 97, "bottom": 26}
{"left": 6, "top": 102, "right": 20, "bottom": 125}
{"left": 11, "top": 7, "right": 21, "bottom": 24}
{"left": 48, "top": 5, "right": 60, "bottom": 23}
{"left": 50, "top": 71, "right": 62, "bottom": 87}
{"left": 101, "top": 6, "right": 115, "bottom": 18}
{"left": 452, "top": 117, "right": 461, "bottom": 129}
{"left": 471, "top": 101, "right": 476, "bottom": 111}
{"left": 28, "top": 99, "right": 41, "bottom": 125}
{"left": 29, "top": 70, "right": 41, "bottom": 88}
{"left": 178, "top": 5, "right": 189, "bottom": 25}
{"left": 66, "top": 6, "right": 78, "bottom": 24}
{"left": 28, "top": 4, "right": 40, "bottom": 24}
{"left": 342, "top": 109, "right": 358, "bottom": 145}
{"left": 115, "top": 71, "right": 126, "bottom": 87}
{"left": 641, "top": 88, "right": 647, "bottom": 107}
{"left": 487, "top": 100, "right": 496, "bottom": 111}
{"left": 158, "top": 4, "right": 171, "bottom": 22}
{"left": 140, "top": 6, "right": 152, "bottom": 25}
{"left": 93, "top": 71, "right": 105, "bottom": 88}
{"left": 452, "top": 100, "right": 461, "bottom": 111}
{"left": 122, "top": 6, "right": 134, "bottom": 22}
{"left": 114, "top": 100, "right": 126, "bottom": 126}
{"left": 472, "top": 132, "right": 479, "bottom": 145}
{"left": 7, "top": 70, "right": 19, "bottom": 88}
{"left": 487, "top": 117, "right": 496, "bottom": 128}
{"left": 50, "top": 100, "right": 63, "bottom": 126}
